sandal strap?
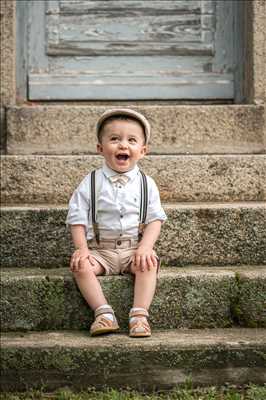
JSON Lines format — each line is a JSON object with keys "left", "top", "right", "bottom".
{"left": 90, "top": 314, "right": 119, "bottom": 335}
{"left": 95, "top": 306, "right": 114, "bottom": 318}
{"left": 129, "top": 308, "right": 149, "bottom": 318}
{"left": 129, "top": 318, "right": 151, "bottom": 336}
{"left": 130, "top": 319, "right": 150, "bottom": 330}
{"left": 94, "top": 316, "right": 114, "bottom": 328}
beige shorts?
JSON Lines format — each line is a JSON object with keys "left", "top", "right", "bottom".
{"left": 88, "top": 237, "right": 159, "bottom": 276}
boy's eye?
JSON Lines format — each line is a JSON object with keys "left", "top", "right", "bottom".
{"left": 129, "top": 137, "right": 137, "bottom": 143}
{"left": 110, "top": 136, "right": 119, "bottom": 141}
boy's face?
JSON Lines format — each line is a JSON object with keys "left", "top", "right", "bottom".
{"left": 97, "top": 119, "right": 147, "bottom": 173}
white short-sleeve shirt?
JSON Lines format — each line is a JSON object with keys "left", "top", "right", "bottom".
{"left": 66, "top": 162, "right": 167, "bottom": 240}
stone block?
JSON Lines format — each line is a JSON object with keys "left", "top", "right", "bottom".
{"left": 160, "top": 203, "right": 266, "bottom": 266}
{"left": 235, "top": 269, "right": 266, "bottom": 327}
{"left": 0, "top": 0, "right": 16, "bottom": 106}
{"left": 7, "top": 105, "right": 265, "bottom": 155}
{"left": 0, "top": 267, "right": 237, "bottom": 331}
{"left": 1, "top": 154, "right": 266, "bottom": 203}
{"left": 252, "top": 0, "right": 266, "bottom": 103}
{"left": 1, "top": 204, "right": 265, "bottom": 267}
{"left": 0, "top": 107, "right": 7, "bottom": 154}
{"left": 1, "top": 329, "right": 266, "bottom": 391}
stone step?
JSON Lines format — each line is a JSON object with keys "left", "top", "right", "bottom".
{"left": 6, "top": 105, "right": 265, "bottom": 155}
{"left": 1, "top": 328, "right": 266, "bottom": 391}
{"left": 1, "top": 266, "right": 265, "bottom": 332}
{"left": 1, "top": 155, "right": 265, "bottom": 204}
{"left": 1, "top": 203, "right": 265, "bottom": 268}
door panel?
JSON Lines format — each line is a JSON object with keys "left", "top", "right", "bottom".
{"left": 18, "top": 0, "right": 240, "bottom": 100}
{"left": 46, "top": 0, "right": 214, "bottom": 55}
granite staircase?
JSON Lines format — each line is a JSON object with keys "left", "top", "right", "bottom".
{"left": 1, "top": 105, "right": 266, "bottom": 391}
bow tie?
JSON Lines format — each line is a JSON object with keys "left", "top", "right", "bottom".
{"left": 109, "top": 174, "right": 129, "bottom": 185}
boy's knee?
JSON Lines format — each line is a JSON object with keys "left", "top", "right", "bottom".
{"left": 134, "top": 264, "right": 158, "bottom": 276}
{"left": 72, "top": 262, "right": 96, "bottom": 278}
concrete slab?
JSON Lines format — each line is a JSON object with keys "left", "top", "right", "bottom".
{"left": 0, "top": 0, "right": 16, "bottom": 107}
{"left": 235, "top": 269, "right": 266, "bottom": 327}
{"left": 1, "top": 329, "right": 266, "bottom": 391}
{"left": 6, "top": 105, "right": 265, "bottom": 154}
{"left": 1, "top": 154, "right": 266, "bottom": 203}
{"left": 1, "top": 203, "right": 265, "bottom": 267}
{"left": 1, "top": 267, "right": 239, "bottom": 331}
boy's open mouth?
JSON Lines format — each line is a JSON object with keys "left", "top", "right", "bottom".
{"left": 116, "top": 154, "right": 129, "bottom": 161}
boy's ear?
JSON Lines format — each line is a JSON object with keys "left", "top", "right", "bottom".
{"left": 97, "top": 143, "right": 103, "bottom": 153}
{"left": 142, "top": 145, "right": 148, "bottom": 156}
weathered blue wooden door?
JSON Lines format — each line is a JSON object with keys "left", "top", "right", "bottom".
{"left": 17, "top": 0, "right": 242, "bottom": 100}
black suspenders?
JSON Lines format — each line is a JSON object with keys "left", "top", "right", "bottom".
{"left": 138, "top": 170, "right": 148, "bottom": 242}
{"left": 90, "top": 170, "right": 100, "bottom": 244}
{"left": 90, "top": 170, "right": 148, "bottom": 244}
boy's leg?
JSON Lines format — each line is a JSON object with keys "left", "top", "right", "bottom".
{"left": 130, "top": 262, "right": 157, "bottom": 310}
{"left": 73, "top": 258, "right": 107, "bottom": 310}
{"left": 73, "top": 257, "right": 119, "bottom": 335}
{"left": 128, "top": 261, "right": 158, "bottom": 337}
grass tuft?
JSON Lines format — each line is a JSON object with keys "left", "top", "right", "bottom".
{"left": 0, "top": 385, "right": 266, "bottom": 400}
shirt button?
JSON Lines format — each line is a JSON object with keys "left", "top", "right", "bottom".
{"left": 120, "top": 215, "right": 123, "bottom": 218}
{"left": 117, "top": 240, "right": 122, "bottom": 246}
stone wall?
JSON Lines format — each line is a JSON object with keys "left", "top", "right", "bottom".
{"left": 0, "top": 0, "right": 15, "bottom": 153}
{"left": 251, "top": 0, "right": 266, "bottom": 104}
{"left": 0, "top": 0, "right": 16, "bottom": 107}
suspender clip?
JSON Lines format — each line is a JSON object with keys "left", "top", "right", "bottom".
{"left": 93, "top": 223, "right": 100, "bottom": 245}
{"left": 138, "top": 223, "right": 146, "bottom": 242}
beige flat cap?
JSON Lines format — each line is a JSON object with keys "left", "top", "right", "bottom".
{"left": 96, "top": 108, "right": 151, "bottom": 143}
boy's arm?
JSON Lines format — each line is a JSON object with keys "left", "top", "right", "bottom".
{"left": 70, "top": 225, "right": 95, "bottom": 271}
{"left": 134, "top": 220, "right": 162, "bottom": 272}
{"left": 71, "top": 224, "right": 89, "bottom": 250}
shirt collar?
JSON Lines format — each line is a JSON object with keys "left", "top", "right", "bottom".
{"left": 102, "top": 162, "right": 139, "bottom": 182}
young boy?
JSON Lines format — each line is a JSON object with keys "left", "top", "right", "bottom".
{"left": 66, "top": 109, "right": 167, "bottom": 337}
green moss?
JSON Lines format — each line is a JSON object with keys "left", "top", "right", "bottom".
{"left": 151, "top": 274, "right": 236, "bottom": 328}
{"left": 2, "top": 344, "right": 266, "bottom": 373}
{"left": 2, "top": 269, "right": 242, "bottom": 332}
{"left": 231, "top": 273, "right": 266, "bottom": 328}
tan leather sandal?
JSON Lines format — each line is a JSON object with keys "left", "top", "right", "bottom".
{"left": 129, "top": 308, "right": 151, "bottom": 338}
{"left": 90, "top": 307, "right": 119, "bottom": 336}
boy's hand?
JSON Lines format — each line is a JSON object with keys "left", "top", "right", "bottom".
{"left": 70, "top": 247, "right": 95, "bottom": 272}
{"left": 133, "top": 245, "right": 157, "bottom": 272}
